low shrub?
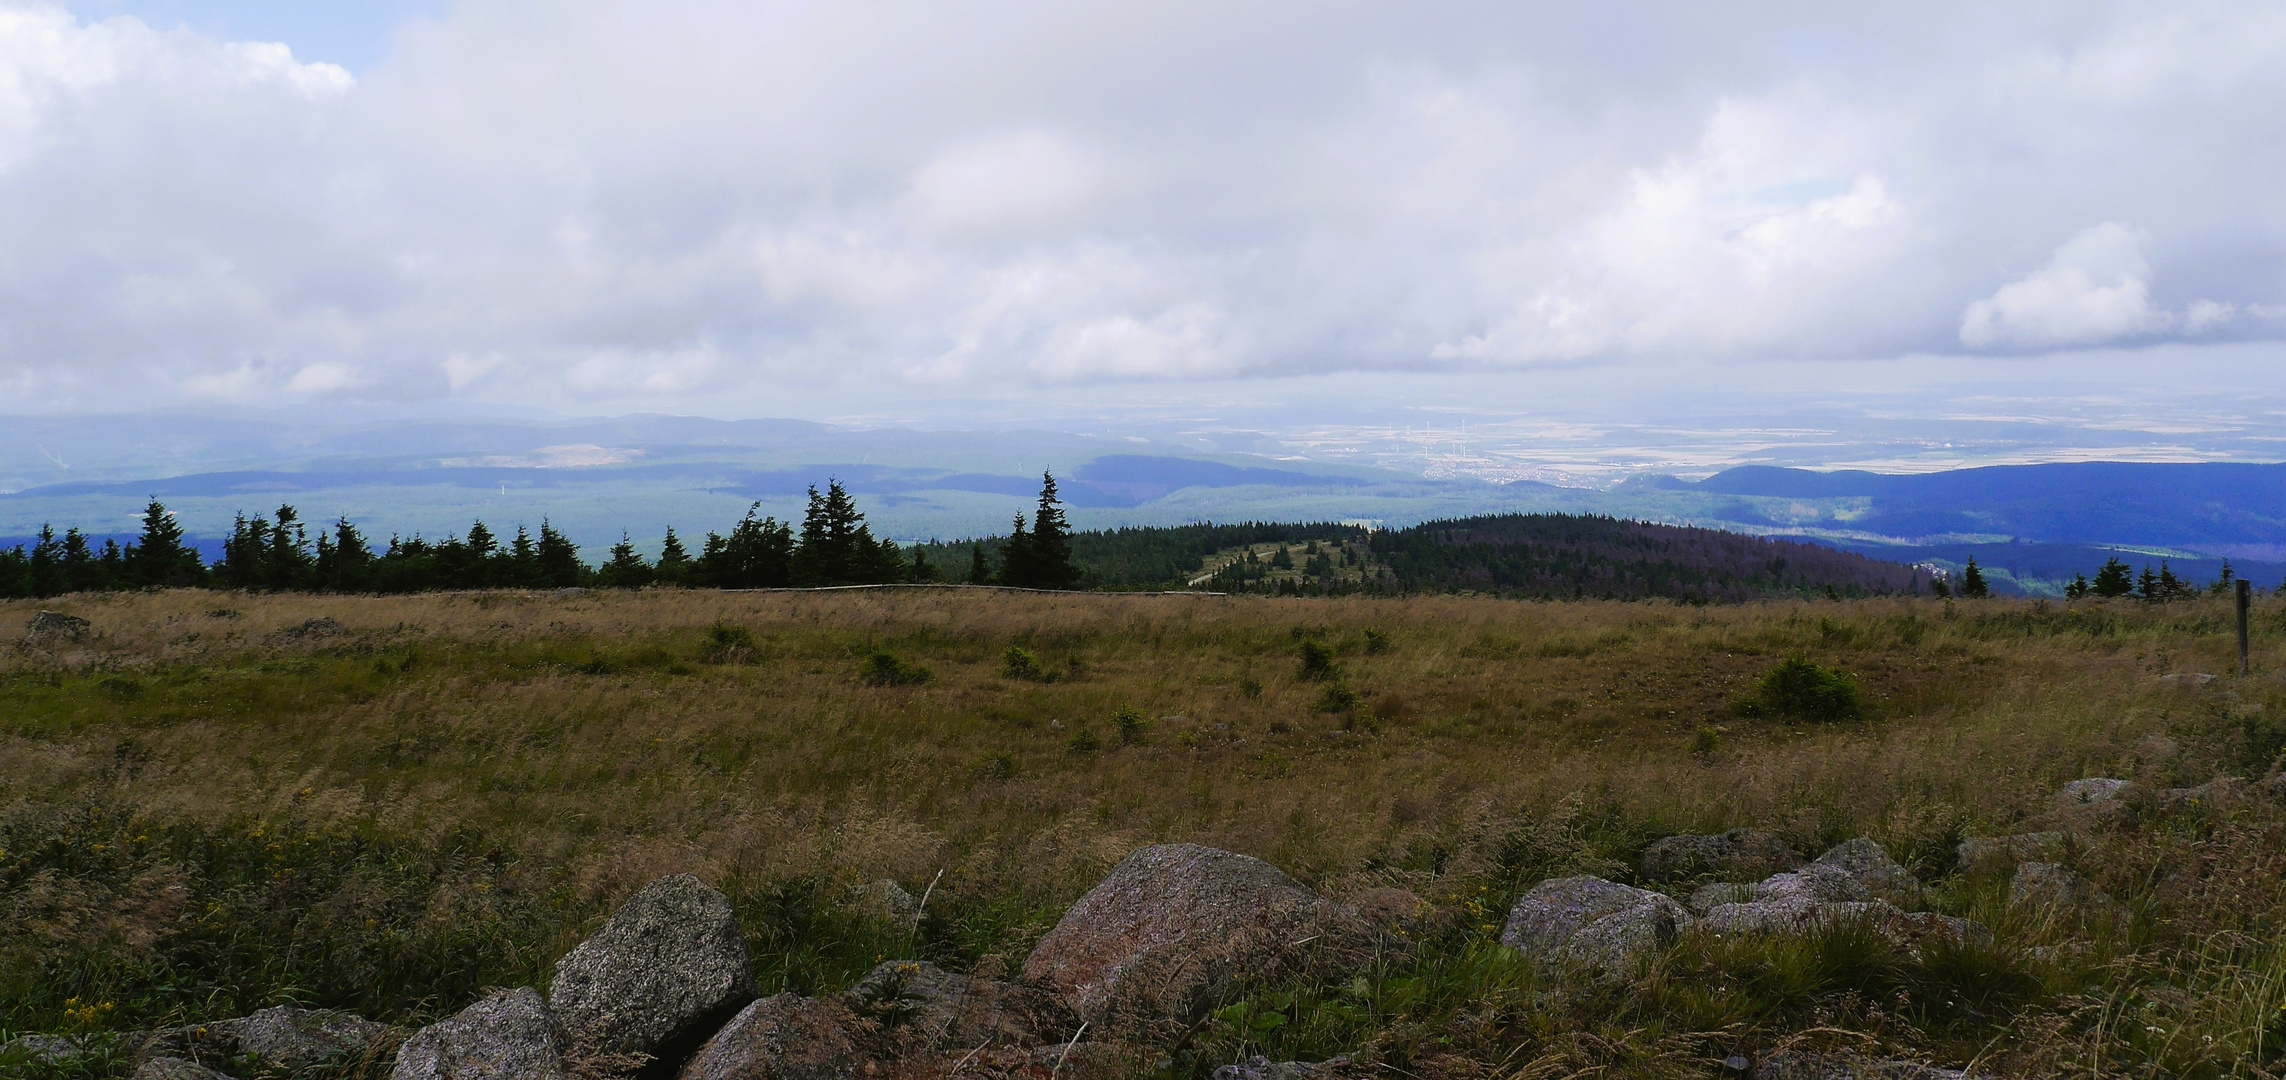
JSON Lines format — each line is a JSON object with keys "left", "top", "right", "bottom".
{"left": 1744, "top": 657, "right": 1862, "bottom": 722}
{"left": 861, "top": 651, "right": 933, "bottom": 687}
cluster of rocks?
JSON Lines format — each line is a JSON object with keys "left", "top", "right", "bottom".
{"left": 1500, "top": 834, "right": 1983, "bottom": 975}
{"left": 19, "top": 767, "right": 2271, "bottom": 1080}
{"left": 3, "top": 1006, "right": 396, "bottom": 1079}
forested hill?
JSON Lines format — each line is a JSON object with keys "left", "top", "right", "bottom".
{"left": 1363, "top": 515, "right": 1929, "bottom": 601}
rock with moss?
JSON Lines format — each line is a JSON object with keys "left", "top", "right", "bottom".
{"left": 1023, "top": 844, "right": 1371, "bottom": 1030}
{"left": 1501, "top": 876, "right": 1690, "bottom": 972}
{"left": 391, "top": 987, "right": 568, "bottom": 1080}
{"left": 549, "top": 874, "right": 758, "bottom": 1069}
{"left": 25, "top": 610, "right": 89, "bottom": 643}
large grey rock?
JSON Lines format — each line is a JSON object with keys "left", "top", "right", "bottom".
{"left": 391, "top": 987, "right": 568, "bottom": 1080}
{"left": 550, "top": 874, "right": 757, "bottom": 1068}
{"left": 1692, "top": 863, "right": 1867, "bottom": 914}
{"left": 1757, "top": 1049, "right": 1971, "bottom": 1079}
{"left": 1813, "top": 839, "right": 1923, "bottom": 906}
{"left": 1639, "top": 830, "right": 1799, "bottom": 883}
{"left": 1956, "top": 832, "right": 2066, "bottom": 874}
{"left": 678, "top": 994, "right": 864, "bottom": 1080}
{"left": 25, "top": 610, "right": 90, "bottom": 643}
{"left": 1500, "top": 876, "right": 1689, "bottom": 972}
{"left": 843, "top": 959, "right": 1066, "bottom": 1052}
{"left": 132, "top": 1059, "right": 231, "bottom": 1080}
{"left": 1022, "top": 844, "right": 1369, "bottom": 1029}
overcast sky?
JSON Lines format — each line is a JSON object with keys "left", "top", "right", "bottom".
{"left": 2, "top": 1, "right": 2282, "bottom": 445}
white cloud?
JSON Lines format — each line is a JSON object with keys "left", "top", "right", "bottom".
{"left": 1, "top": 0, "right": 2285, "bottom": 412}
{"left": 1960, "top": 223, "right": 2167, "bottom": 348}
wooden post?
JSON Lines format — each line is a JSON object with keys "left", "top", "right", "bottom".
{"left": 2240, "top": 578, "right": 2254, "bottom": 677}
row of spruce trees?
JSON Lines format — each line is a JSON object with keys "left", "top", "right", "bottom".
{"left": 0, "top": 475, "right": 1083, "bottom": 599}
{"left": 1934, "top": 554, "right": 2253, "bottom": 600}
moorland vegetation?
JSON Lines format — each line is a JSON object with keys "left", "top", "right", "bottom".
{"left": 4, "top": 586, "right": 2285, "bottom": 1078}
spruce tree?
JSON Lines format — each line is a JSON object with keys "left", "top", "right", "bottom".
{"left": 126, "top": 500, "right": 203, "bottom": 588}
{"left": 27, "top": 525, "right": 60, "bottom": 597}
{"left": 317, "top": 518, "right": 375, "bottom": 592}
{"left": 1025, "top": 472, "right": 1079, "bottom": 589}
{"left": 1000, "top": 513, "right": 1034, "bottom": 587}
{"left": 697, "top": 504, "right": 794, "bottom": 588}
{"left": 60, "top": 527, "right": 99, "bottom": 594}
{"left": 508, "top": 526, "right": 541, "bottom": 587}
{"left": 0, "top": 543, "right": 30, "bottom": 599}
{"left": 791, "top": 480, "right": 902, "bottom": 586}
{"left": 967, "top": 543, "right": 992, "bottom": 585}
{"left": 909, "top": 545, "right": 937, "bottom": 583}
{"left": 536, "top": 520, "right": 583, "bottom": 587}
{"left": 268, "top": 505, "right": 314, "bottom": 589}
{"left": 655, "top": 528, "right": 692, "bottom": 585}
{"left": 2091, "top": 556, "right": 2133, "bottom": 598}
{"left": 1959, "top": 556, "right": 1989, "bottom": 598}
{"left": 599, "top": 532, "right": 653, "bottom": 588}
{"left": 2065, "top": 573, "right": 2089, "bottom": 600}
{"left": 2136, "top": 565, "right": 2159, "bottom": 600}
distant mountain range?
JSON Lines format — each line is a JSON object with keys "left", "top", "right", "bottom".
{"left": 1, "top": 413, "right": 2277, "bottom": 597}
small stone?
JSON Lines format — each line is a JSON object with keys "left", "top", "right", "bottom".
{"left": 133, "top": 1059, "right": 232, "bottom": 1080}
{"left": 2157, "top": 672, "right": 2217, "bottom": 686}
{"left": 1639, "top": 830, "right": 1800, "bottom": 883}
{"left": 2010, "top": 863, "right": 2113, "bottom": 915}
{"left": 1213, "top": 1055, "right": 1354, "bottom": 1080}
{"left": 678, "top": 994, "right": 864, "bottom": 1080}
{"left": 2057, "top": 778, "right": 2131, "bottom": 807}
{"left": 1755, "top": 1049, "right": 1972, "bottom": 1078}
{"left": 390, "top": 987, "right": 567, "bottom": 1080}
{"left": 1956, "top": 832, "right": 2066, "bottom": 874}
{"left": 1501, "top": 876, "right": 1690, "bottom": 972}
{"left": 549, "top": 874, "right": 757, "bottom": 1069}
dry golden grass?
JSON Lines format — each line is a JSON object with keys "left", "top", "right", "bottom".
{"left": 5, "top": 587, "right": 2285, "bottom": 1077}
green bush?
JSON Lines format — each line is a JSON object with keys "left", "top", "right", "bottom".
{"left": 706, "top": 622, "right": 759, "bottom": 662}
{"left": 1112, "top": 704, "right": 1151, "bottom": 745}
{"left": 1066, "top": 727, "right": 1101, "bottom": 755}
{"left": 1001, "top": 646, "right": 1055, "bottom": 682}
{"left": 1746, "top": 657, "right": 1861, "bottom": 722}
{"left": 861, "top": 651, "right": 933, "bottom": 687}
{"left": 1297, "top": 639, "right": 1338, "bottom": 681}
{"left": 1314, "top": 680, "right": 1361, "bottom": 713}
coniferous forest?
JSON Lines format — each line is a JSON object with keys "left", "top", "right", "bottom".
{"left": 5, "top": 472, "right": 2254, "bottom": 603}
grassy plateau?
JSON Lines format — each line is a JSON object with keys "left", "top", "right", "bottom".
{"left": 4, "top": 588, "right": 2285, "bottom": 1078}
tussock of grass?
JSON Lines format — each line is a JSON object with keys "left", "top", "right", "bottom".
{"left": 2, "top": 590, "right": 2284, "bottom": 1077}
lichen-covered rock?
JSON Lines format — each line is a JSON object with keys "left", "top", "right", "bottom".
{"left": 25, "top": 610, "right": 90, "bottom": 643}
{"left": 550, "top": 874, "right": 757, "bottom": 1068}
{"left": 2157, "top": 776, "right": 2252, "bottom": 812}
{"left": 1813, "top": 839, "right": 1923, "bottom": 906}
{"left": 1500, "top": 876, "right": 1689, "bottom": 972}
{"left": 1022, "top": 844, "right": 1369, "bottom": 1029}
{"left": 132, "top": 1059, "right": 231, "bottom": 1080}
{"left": 215, "top": 1006, "right": 392, "bottom": 1071}
{"left": 3, "top": 1035, "right": 87, "bottom": 1066}
{"left": 390, "top": 987, "right": 567, "bottom": 1080}
{"left": 678, "top": 994, "right": 864, "bottom": 1080}
{"left": 1756, "top": 1049, "right": 1972, "bottom": 1078}
{"left": 1639, "top": 830, "right": 1799, "bottom": 883}
{"left": 843, "top": 959, "right": 1068, "bottom": 1052}
{"left": 1956, "top": 832, "right": 2066, "bottom": 874}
